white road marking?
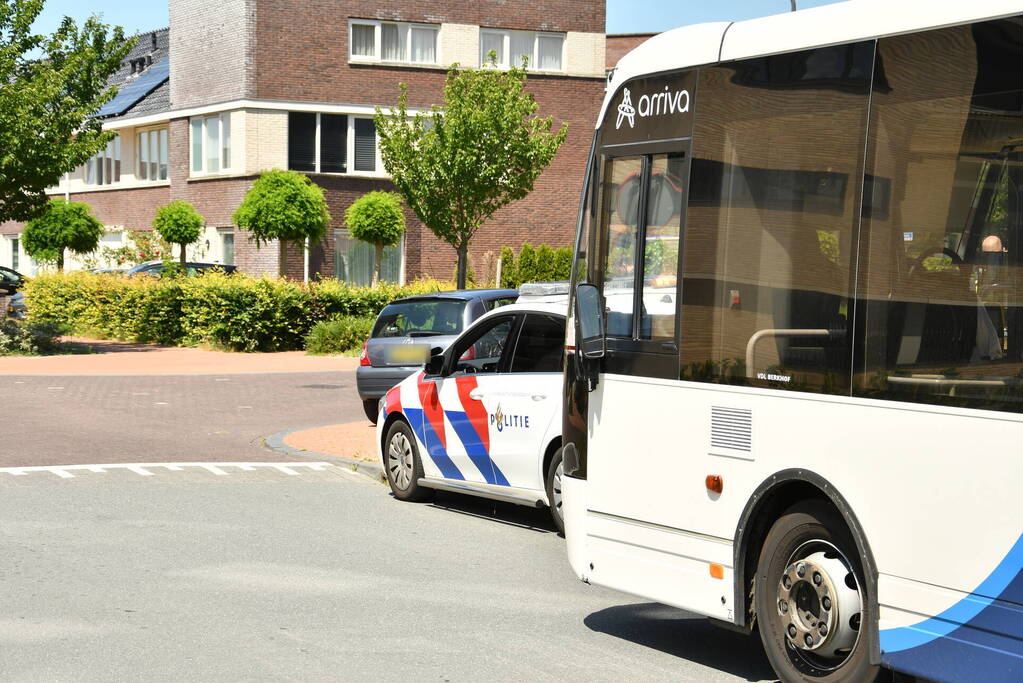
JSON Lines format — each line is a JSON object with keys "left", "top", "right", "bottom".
{"left": 47, "top": 387, "right": 64, "bottom": 390}
{"left": 154, "top": 402, "right": 169, "bottom": 406}
{"left": 0, "top": 462, "right": 339, "bottom": 480}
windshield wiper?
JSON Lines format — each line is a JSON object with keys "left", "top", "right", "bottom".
{"left": 408, "top": 331, "right": 444, "bottom": 338}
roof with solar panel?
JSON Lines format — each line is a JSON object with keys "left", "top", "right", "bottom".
{"left": 93, "top": 28, "right": 170, "bottom": 121}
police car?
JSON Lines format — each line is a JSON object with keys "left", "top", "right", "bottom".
{"left": 376, "top": 283, "right": 567, "bottom": 531}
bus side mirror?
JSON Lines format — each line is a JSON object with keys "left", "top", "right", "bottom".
{"left": 424, "top": 346, "right": 446, "bottom": 376}
{"left": 575, "top": 283, "right": 605, "bottom": 360}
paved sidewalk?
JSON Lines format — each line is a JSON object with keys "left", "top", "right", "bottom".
{"left": 0, "top": 337, "right": 359, "bottom": 375}
{"left": 283, "top": 421, "right": 378, "bottom": 463}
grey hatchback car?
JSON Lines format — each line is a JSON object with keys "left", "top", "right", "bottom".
{"left": 357, "top": 289, "right": 517, "bottom": 422}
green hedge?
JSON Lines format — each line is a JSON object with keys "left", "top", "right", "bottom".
{"left": 24, "top": 272, "right": 449, "bottom": 352}
{"left": 499, "top": 242, "right": 572, "bottom": 288}
{"left": 305, "top": 315, "right": 376, "bottom": 355}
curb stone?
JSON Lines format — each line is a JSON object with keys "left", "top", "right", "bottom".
{"left": 263, "top": 425, "right": 385, "bottom": 484}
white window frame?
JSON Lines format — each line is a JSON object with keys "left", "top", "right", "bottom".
{"left": 480, "top": 29, "right": 565, "bottom": 72}
{"left": 348, "top": 19, "right": 439, "bottom": 65}
{"left": 289, "top": 112, "right": 384, "bottom": 178}
{"left": 334, "top": 228, "right": 405, "bottom": 285}
{"left": 136, "top": 125, "right": 169, "bottom": 183}
{"left": 190, "top": 113, "right": 232, "bottom": 176}
{"left": 84, "top": 134, "right": 122, "bottom": 186}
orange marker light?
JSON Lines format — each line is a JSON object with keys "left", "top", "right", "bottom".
{"left": 710, "top": 563, "right": 725, "bottom": 579}
{"left": 706, "top": 474, "right": 724, "bottom": 494}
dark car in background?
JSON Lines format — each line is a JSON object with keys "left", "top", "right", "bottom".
{"left": 357, "top": 289, "right": 517, "bottom": 422}
{"left": 127, "top": 261, "right": 238, "bottom": 277}
{"left": 0, "top": 266, "right": 25, "bottom": 296}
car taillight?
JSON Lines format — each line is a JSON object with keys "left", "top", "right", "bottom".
{"left": 359, "top": 340, "right": 371, "bottom": 366}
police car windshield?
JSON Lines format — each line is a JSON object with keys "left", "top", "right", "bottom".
{"left": 372, "top": 299, "right": 467, "bottom": 338}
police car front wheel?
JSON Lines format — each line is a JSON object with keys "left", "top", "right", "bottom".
{"left": 384, "top": 420, "right": 432, "bottom": 502}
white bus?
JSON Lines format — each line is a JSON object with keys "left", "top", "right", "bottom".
{"left": 562, "top": 2, "right": 1023, "bottom": 681}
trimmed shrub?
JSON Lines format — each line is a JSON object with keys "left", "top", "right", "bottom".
{"left": 23, "top": 272, "right": 451, "bottom": 353}
{"left": 305, "top": 315, "right": 375, "bottom": 355}
{"left": 497, "top": 243, "right": 573, "bottom": 288}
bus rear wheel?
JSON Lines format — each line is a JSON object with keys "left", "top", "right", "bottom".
{"left": 755, "top": 502, "right": 879, "bottom": 683}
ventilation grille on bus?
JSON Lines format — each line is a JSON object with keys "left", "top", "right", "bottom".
{"left": 711, "top": 406, "right": 752, "bottom": 452}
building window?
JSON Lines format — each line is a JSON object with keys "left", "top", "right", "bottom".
{"left": 137, "top": 128, "right": 169, "bottom": 181}
{"left": 9, "top": 237, "right": 19, "bottom": 272}
{"left": 288, "top": 113, "right": 377, "bottom": 175}
{"left": 480, "top": 30, "right": 563, "bottom": 71}
{"left": 335, "top": 230, "right": 402, "bottom": 285}
{"left": 190, "top": 114, "right": 231, "bottom": 175}
{"left": 348, "top": 20, "right": 438, "bottom": 65}
{"left": 84, "top": 135, "right": 121, "bottom": 186}
{"left": 220, "top": 230, "right": 235, "bottom": 266}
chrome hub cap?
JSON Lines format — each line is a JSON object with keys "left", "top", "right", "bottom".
{"left": 387, "top": 432, "right": 414, "bottom": 490}
{"left": 778, "top": 542, "right": 862, "bottom": 664}
{"left": 552, "top": 460, "right": 564, "bottom": 515}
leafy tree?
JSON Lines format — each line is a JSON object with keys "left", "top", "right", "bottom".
{"left": 345, "top": 191, "right": 406, "bottom": 286}
{"left": 22, "top": 198, "right": 102, "bottom": 271}
{"left": 153, "top": 200, "right": 205, "bottom": 270}
{"left": 375, "top": 56, "right": 568, "bottom": 289}
{"left": 0, "top": 1, "right": 131, "bottom": 223}
{"left": 233, "top": 169, "right": 331, "bottom": 279}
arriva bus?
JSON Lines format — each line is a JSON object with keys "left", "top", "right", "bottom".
{"left": 561, "top": 2, "right": 1023, "bottom": 681}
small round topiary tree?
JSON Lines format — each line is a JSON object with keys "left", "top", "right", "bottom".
{"left": 22, "top": 199, "right": 104, "bottom": 271}
{"left": 233, "top": 169, "right": 331, "bottom": 281}
{"left": 345, "top": 191, "right": 406, "bottom": 286}
{"left": 153, "top": 200, "right": 205, "bottom": 270}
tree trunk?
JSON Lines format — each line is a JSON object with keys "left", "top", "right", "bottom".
{"left": 57, "top": 252, "right": 64, "bottom": 272}
{"left": 373, "top": 243, "right": 383, "bottom": 286}
{"left": 456, "top": 243, "right": 469, "bottom": 289}
{"left": 179, "top": 242, "right": 187, "bottom": 271}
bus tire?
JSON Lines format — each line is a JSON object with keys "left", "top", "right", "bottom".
{"left": 545, "top": 447, "right": 565, "bottom": 533}
{"left": 383, "top": 420, "right": 431, "bottom": 502}
{"left": 755, "top": 501, "right": 879, "bottom": 683}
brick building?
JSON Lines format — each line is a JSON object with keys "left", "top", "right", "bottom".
{"left": 1, "top": 1, "right": 606, "bottom": 283}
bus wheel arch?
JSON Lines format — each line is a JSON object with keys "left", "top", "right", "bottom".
{"left": 733, "top": 470, "right": 881, "bottom": 667}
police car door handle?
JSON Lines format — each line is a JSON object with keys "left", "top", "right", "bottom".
{"left": 469, "top": 388, "right": 485, "bottom": 401}
{"left": 531, "top": 394, "right": 546, "bottom": 401}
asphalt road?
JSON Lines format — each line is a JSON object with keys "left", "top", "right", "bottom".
{"left": 0, "top": 370, "right": 778, "bottom": 682}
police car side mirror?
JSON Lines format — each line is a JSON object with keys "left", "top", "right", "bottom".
{"left": 424, "top": 347, "right": 446, "bottom": 376}
{"left": 575, "top": 283, "right": 605, "bottom": 360}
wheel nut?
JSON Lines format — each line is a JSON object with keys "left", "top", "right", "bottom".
{"left": 779, "top": 600, "right": 788, "bottom": 613}
{"left": 796, "top": 564, "right": 806, "bottom": 578}
{"left": 783, "top": 576, "right": 792, "bottom": 589}
{"left": 788, "top": 625, "right": 797, "bottom": 638}
{"left": 804, "top": 634, "right": 814, "bottom": 648}
{"left": 819, "top": 623, "right": 828, "bottom": 636}
{"left": 813, "top": 572, "right": 822, "bottom": 585}
{"left": 822, "top": 596, "right": 831, "bottom": 611}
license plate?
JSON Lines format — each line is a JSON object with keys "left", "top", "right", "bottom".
{"left": 388, "top": 344, "right": 429, "bottom": 364}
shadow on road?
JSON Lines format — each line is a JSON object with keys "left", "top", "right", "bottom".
{"left": 584, "top": 602, "right": 777, "bottom": 682}
{"left": 424, "top": 490, "right": 560, "bottom": 534}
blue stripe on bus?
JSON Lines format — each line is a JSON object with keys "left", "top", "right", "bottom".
{"left": 879, "top": 533, "right": 1023, "bottom": 682}
{"left": 444, "top": 410, "right": 509, "bottom": 486}
{"left": 402, "top": 408, "right": 463, "bottom": 481}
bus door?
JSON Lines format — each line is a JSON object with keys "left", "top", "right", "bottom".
{"left": 597, "top": 146, "right": 688, "bottom": 379}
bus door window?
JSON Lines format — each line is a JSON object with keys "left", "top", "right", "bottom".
{"left": 640, "top": 153, "right": 685, "bottom": 340}
{"left": 601, "top": 155, "right": 643, "bottom": 338}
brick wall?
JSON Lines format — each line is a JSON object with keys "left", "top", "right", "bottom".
{"left": 252, "top": 0, "right": 604, "bottom": 105}
{"left": 606, "top": 34, "right": 654, "bottom": 69}
{"left": 170, "top": 0, "right": 256, "bottom": 108}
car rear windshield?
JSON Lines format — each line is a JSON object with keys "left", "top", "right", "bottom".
{"left": 372, "top": 299, "right": 467, "bottom": 338}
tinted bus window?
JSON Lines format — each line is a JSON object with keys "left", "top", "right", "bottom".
{"left": 680, "top": 44, "right": 873, "bottom": 394}
{"left": 856, "top": 19, "right": 1023, "bottom": 412}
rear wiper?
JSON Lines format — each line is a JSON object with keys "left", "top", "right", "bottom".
{"left": 408, "top": 331, "right": 444, "bottom": 338}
